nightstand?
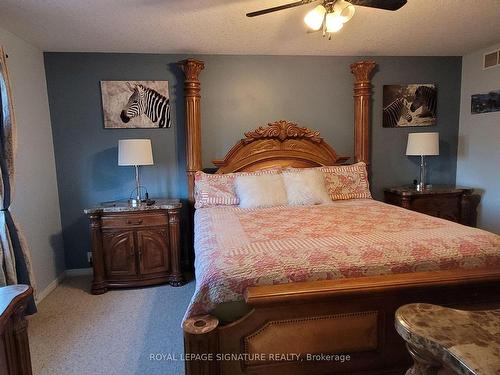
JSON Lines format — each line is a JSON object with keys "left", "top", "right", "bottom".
{"left": 384, "top": 186, "right": 478, "bottom": 226}
{"left": 84, "top": 199, "right": 183, "bottom": 294}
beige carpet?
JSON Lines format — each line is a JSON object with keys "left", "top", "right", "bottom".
{"left": 28, "top": 275, "right": 195, "bottom": 375}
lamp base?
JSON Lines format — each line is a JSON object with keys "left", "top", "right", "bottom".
{"left": 417, "top": 155, "right": 427, "bottom": 192}
{"left": 130, "top": 198, "right": 141, "bottom": 207}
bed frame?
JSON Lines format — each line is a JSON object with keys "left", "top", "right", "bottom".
{"left": 177, "top": 59, "right": 500, "bottom": 375}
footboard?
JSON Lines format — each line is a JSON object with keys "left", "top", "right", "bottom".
{"left": 183, "top": 268, "right": 500, "bottom": 375}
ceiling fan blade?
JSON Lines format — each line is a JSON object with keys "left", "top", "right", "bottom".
{"left": 246, "top": 0, "right": 315, "bottom": 17}
{"left": 349, "top": 0, "right": 407, "bottom": 11}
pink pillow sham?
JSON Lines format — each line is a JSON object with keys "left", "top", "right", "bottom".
{"left": 319, "top": 162, "right": 372, "bottom": 200}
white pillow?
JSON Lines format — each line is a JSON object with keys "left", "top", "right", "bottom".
{"left": 235, "top": 174, "right": 287, "bottom": 209}
{"left": 283, "top": 169, "right": 331, "bottom": 205}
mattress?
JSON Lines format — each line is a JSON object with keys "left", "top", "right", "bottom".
{"left": 184, "top": 199, "right": 500, "bottom": 322}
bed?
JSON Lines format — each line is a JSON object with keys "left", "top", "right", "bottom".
{"left": 178, "top": 59, "right": 500, "bottom": 375}
{"left": 185, "top": 200, "right": 500, "bottom": 323}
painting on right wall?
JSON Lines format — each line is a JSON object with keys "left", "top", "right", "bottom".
{"left": 471, "top": 90, "right": 500, "bottom": 114}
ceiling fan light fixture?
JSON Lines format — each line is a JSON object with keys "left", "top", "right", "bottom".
{"left": 325, "top": 12, "right": 344, "bottom": 32}
{"left": 304, "top": 5, "right": 327, "bottom": 31}
{"left": 333, "top": 0, "right": 355, "bottom": 23}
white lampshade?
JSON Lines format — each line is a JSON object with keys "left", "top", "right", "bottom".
{"left": 304, "top": 5, "right": 326, "bottom": 31}
{"left": 406, "top": 132, "right": 439, "bottom": 156}
{"left": 118, "top": 139, "right": 154, "bottom": 166}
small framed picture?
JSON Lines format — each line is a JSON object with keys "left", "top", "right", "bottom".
{"left": 471, "top": 90, "right": 500, "bottom": 114}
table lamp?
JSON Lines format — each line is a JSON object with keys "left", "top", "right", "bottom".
{"left": 406, "top": 132, "right": 439, "bottom": 192}
{"left": 118, "top": 139, "right": 154, "bottom": 206}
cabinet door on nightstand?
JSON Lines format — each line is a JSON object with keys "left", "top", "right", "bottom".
{"left": 136, "top": 229, "right": 170, "bottom": 276}
{"left": 102, "top": 231, "right": 138, "bottom": 278}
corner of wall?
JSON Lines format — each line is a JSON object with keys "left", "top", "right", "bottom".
{"left": 0, "top": 25, "right": 66, "bottom": 292}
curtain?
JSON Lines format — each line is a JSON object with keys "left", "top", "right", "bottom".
{"left": 0, "top": 46, "right": 36, "bottom": 314}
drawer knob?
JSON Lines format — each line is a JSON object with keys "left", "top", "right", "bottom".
{"left": 126, "top": 219, "right": 143, "bottom": 225}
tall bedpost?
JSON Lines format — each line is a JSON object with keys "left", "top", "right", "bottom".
{"left": 178, "top": 59, "right": 205, "bottom": 204}
{"left": 350, "top": 60, "right": 376, "bottom": 167}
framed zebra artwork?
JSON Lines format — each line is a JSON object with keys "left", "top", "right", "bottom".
{"left": 383, "top": 84, "right": 437, "bottom": 128}
{"left": 100, "top": 80, "right": 171, "bottom": 129}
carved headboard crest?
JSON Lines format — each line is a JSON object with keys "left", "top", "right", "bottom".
{"left": 212, "top": 120, "right": 349, "bottom": 173}
{"left": 243, "top": 120, "right": 322, "bottom": 144}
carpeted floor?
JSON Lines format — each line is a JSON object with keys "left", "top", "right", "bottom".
{"left": 28, "top": 275, "right": 195, "bottom": 375}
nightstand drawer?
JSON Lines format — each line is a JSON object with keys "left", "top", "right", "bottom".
{"left": 101, "top": 213, "right": 167, "bottom": 229}
{"left": 384, "top": 186, "right": 478, "bottom": 227}
{"left": 410, "top": 195, "right": 460, "bottom": 222}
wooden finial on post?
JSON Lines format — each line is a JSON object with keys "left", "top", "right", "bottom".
{"left": 350, "top": 60, "right": 376, "bottom": 167}
{"left": 178, "top": 59, "right": 205, "bottom": 205}
{"left": 183, "top": 315, "right": 220, "bottom": 375}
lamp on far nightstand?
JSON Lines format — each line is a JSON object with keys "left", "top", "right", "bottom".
{"left": 406, "top": 132, "right": 439, "bottom": 192}
{"left": 118, "top": 139, "right": 154, "bottom": 206}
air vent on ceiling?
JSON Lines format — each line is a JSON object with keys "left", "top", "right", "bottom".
{"left": 483, "top": 50, "right": 500, "bottom": 70}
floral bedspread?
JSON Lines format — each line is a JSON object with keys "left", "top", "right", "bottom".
{"left": 184, "top": 199, "right": 500, "bottom": 321}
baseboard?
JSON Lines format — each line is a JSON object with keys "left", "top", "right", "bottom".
{"left": 35, "top": 268, "right": 93, "bottom": 303}
{"left": 35, "top": 272, "right": 65, "bottom": 303}
{"left": 64, "top": 268, "right": 93, "bottom": 277}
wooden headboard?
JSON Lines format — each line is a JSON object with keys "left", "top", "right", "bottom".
{"left": 212, "top": 120, "right": 349, "bottom": 174}
{"left": 178, "top": 59, "right": 376, "bottom": 204}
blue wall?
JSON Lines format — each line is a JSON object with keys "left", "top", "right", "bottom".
{"left": 44, "top": 53, "right": 462, "bottom": 269}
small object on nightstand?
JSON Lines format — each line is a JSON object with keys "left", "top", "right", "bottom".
{"left": 384, "top": 186, "right": 478, "bottom": 226}
{"left": 84, "top": 199, "right": 183, "bottom": 294}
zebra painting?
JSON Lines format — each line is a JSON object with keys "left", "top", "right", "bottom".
{"left": 383, "top": 84, "right": 437, "bottom": 127}
{"left": 100, "top": 80, "right": 171, "bottom": 129}
{"left": 120, "top": 83, "right": 171, "bottom": 128}
{"left": 383, "top": 98, "right": 412, "bottom": 128}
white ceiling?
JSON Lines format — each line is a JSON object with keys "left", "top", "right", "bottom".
{"left": 0, "top": 0, "right": 499, "bottom": 56}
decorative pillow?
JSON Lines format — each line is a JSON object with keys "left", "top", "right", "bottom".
{"left": 234, "top": 174, "right": 287, "bottom": 209}
{"left": 282, "top": 169, "right": 331, "bottom": 205}
{"left": 319, "top": 162, "right": 372, "bottom": 200}
{"left": 194, "top": 169, "right": 280, "bottom": 209}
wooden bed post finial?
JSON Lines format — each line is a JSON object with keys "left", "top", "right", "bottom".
{"left": 183, "top": 315, "right": 219, "bottom": 375}
{"left": 350, "top": 60, "right": 376, "bottom": 167}
{"left": 178, "top": 58, "right": 205, "bottom": 204}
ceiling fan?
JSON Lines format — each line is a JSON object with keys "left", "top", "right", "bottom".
{"left": 247, "top": 0, "right": 407, "bottom": 39}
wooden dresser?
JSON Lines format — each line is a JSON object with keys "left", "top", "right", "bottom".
{"left": 384, "top": 186, "right": 478, "bottom": 226}
{"left": 84, "top": 199, "right": 183, "bottom": 294}
{"left": 0, "top": 285, "right": 32, "bottom": 375}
